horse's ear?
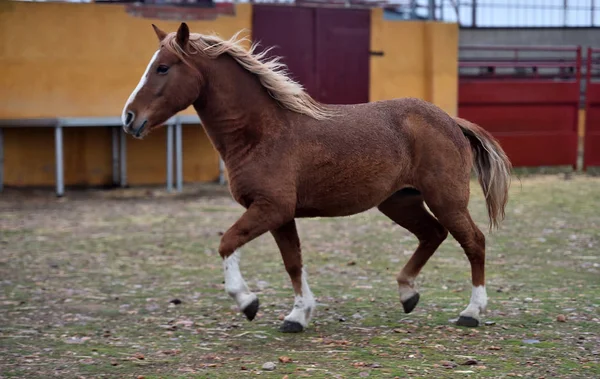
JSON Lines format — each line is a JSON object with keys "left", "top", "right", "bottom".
{"left": 152, "top": 24, "right": 167, "bottom": 42}
{"left": 176, "top": 22, "right": 190, "bottom": 48}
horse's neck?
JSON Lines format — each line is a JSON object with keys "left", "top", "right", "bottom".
{"left": 193, "top": 56, "right": 283, "bottom": 163}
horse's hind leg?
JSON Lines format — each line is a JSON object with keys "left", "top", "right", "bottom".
{"left": 270, "top": 220, "right": 315, "bottom": 333}
{"left": 377, "top": 189, "right": 448, "bottom": 314}
{"left": 425, "top": 193, "right": 487, "bottom": 327}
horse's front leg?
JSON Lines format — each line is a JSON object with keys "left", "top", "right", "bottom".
{"left": 219, "top": 200, "right": 292, "bottom": 321}
{"left": 271, "top": 220, "right": 315, "bottom": 333}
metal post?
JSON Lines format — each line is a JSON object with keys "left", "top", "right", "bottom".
{"left": 219, "top": 158, "right": 226, "bottom": 185}
{"left": 112, "top": 127, "right": 119, "bottom": 185}
{"left": 0, "top": 128, "right": 3, "bottom": 193}
{"left": 120, "top": 128, "right": 127, "bottom": 188}
{"left": 592, "top": 0, "right": 596, "bottom": 27}
{"left": 471, "top": 0, "right": 477, "bottom": 27}
{"left": 55, "top": 123, "right": 64, "bottom": 197}
{"left": 564, "top": 0, "right": 568, "bottom": 27}
{"left": 175, "top": 118, "right": 183, "bottom": 192}
{"left": 166, "top": 123, "right": 173, "bottom": 192}
{"left": 428, "top": 0, "right": 436, "bottom": 20}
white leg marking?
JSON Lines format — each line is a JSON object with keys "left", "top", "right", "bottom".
{"left": 460, "top": 285, "right": 488, "bottom": 319}
{"left": 398, "top": 277, "right": 417, "bottom": 302}
{"left": 121, "top": 50, "right": 159, "bottom": 125}
{"left": 284, "top": 268, "right": 315, "bottom": 327}
{"left": 223, "top": 251, "right": 257, "bottom": 310}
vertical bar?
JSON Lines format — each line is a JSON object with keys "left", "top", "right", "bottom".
{"left": 564, "top": 0, "right": 568, "bottom": 27}
{"left": 112, "top": 127, "right": 119, "bottom": 185}
{"left": 471, "top": 0, "right": 477, "bottom": 27}
{"left": 219, "top": 158, "right": 226, "bottom": 185}
{"left": 592, "top": 0, "right": 596, "bottom": 27}
{"left": 584, "top": 47, "right": 592, "bottom": 171}
{"left": 175, "top": 118, "right": 183, "bottom": 192}
{"left": 575, "top": 46, "right": 583, "bottom": 171}
{"left": 428, "top": 0, "right": 436, "bottom": 20}
{"left": 55, "top": 124, "right": 64, "bottom": 197}
{"left": 166, "top": 123, "right": 173, "bottom": 192}
{"left": 0, "top": 128, "right": 3, "bottom": 192}
{"left": 120, "top": 128, "right": 127, "bottom": 187}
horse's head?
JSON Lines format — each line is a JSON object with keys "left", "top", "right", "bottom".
{"left": 122, "top": 23, "right": 203, "bottom": 139}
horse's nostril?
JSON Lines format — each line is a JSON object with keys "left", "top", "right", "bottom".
{"left": 125, "top": 111, "right": 135, "bottom": 127}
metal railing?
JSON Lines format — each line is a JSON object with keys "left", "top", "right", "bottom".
{"left": 0, "top": 115, "right": 226, "bottom": 196}
{"left": 459, "top": 45, "right": 582, "bottom": 81}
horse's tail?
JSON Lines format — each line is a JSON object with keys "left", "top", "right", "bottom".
{"left": 453, "top": 116, "right": 512, "bottom": 231}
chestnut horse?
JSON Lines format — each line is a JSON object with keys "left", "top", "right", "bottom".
{"left": 122, "top": 23, "right": 512, "bottom": 332}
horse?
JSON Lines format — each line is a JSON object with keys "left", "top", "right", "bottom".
{"left": 121, "top": 23, "right": 512, "bottom": 333}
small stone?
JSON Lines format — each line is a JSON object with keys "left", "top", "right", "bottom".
{"left": 369, "top": 363, "right": 382, "bottom": 368}
{"left": 111, "top": 361, "right": 119, "bottom": 366}
{"left": 347, "top": 261, "right": 356, "bottom": 266}
{"left": 461, "top": 359, "right": 478, "bottom": 365}
{"left": 262, "top": 362, "right": 276, "bottom": 371}
{"left": 556, "top": 314, "right": 567, "bottom": 322}
{"left": 169, "top": 299, "right": 182, "bottom": 305}
{"left": 485, "top": 321, "right": 496, "bottom": 326}
{"left": 359, "top": 372, "right": 369, "bottom": 377}
{"left": 137, "top": 376, "right": 145, "bottom": 379}
{"left": 524, "top": 297, "right": 533, "bottom": 303}
{"left": 441, "top": 360, "right": 457, "bottom": 368}
{"left": 522, "top": 339, "right": 540, "bottom": 344}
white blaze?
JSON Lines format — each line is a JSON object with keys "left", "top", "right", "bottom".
{"left": 121, "top": 50, "right": 160, "bottom": 126}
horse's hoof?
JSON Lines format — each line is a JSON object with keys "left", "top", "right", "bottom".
{"left": 242, "top": 298, "right": 259, "bottom": 321}
{"left": 401, "top": 293, "right": 420, "bottom": 314}
{"left": 456, "top": 315, "right": 479, "bottom": 327}
{"left": 280, "top": 320, "right": 304, "bottom": 333}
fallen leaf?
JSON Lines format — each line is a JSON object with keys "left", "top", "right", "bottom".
{"left": 279, "top": 356, "right": 292, "bottom": 363}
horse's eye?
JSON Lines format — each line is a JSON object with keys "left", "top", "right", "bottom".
{"left": 157, "top": 65, "right": 169, "bottom": 74}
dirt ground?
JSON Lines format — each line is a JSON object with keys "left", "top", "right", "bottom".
{"left": 1, "top": 174, "right": 599, "bottom": 378}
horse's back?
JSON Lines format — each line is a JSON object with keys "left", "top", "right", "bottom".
{"left": 289, "top": 97, "right": 470, "bottom": 217}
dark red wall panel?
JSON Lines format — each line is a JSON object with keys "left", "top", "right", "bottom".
{"left": 251, "top": 5, "right": 370, "bottom": 105}
{"left": 460, "top": 82, "right": 580, "bottom": 105}
{"left": 314, "top": 8, "right": 370, "bottom": 104}
{"left": 251, "top": 6, "right": 317, "bottom": 98}
{"left": 459, "top": 81, "right": 580, "bottom": 168}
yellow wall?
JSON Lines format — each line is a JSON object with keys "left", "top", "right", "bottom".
{"left": 0, "top": 3, "right": 459, "bottom": 188}
{"left": 0, "top": 2, "right": 251, "bottom": 186}
{"left": 370, "top": 9, "right": 459, "bottom": 116}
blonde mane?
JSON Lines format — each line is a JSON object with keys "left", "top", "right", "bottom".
{"left": 163, "top": 30, "right": 336, "bottom": 120}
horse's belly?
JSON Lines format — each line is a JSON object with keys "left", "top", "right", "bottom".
{"left": 295, "top": 180, "right": 396, "bottom": 218}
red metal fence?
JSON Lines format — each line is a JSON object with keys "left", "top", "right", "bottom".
{"left": 584, "top": 48, "right": 600, "bottom": 170}
{"left": 458, "top": 45, "right": 582, "bottom": 168}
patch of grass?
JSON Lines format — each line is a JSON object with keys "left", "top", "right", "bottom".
{"left": 1, "top": 177, "right": 599, "bottom": 378}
